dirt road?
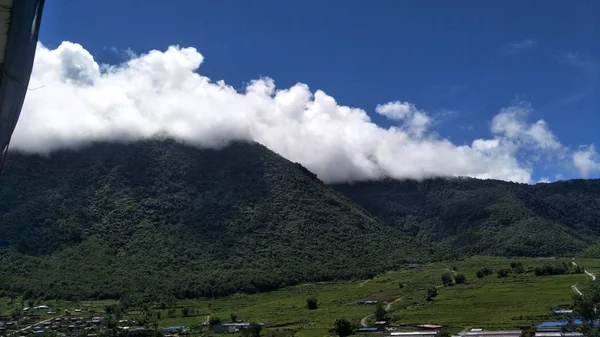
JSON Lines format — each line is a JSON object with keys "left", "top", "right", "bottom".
{"left": 360, "top": 297, "right": 403, "bottom": 327}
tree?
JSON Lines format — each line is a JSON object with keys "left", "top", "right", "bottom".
{"left": 374, "top": 304, "right": 387, "bottom": 321}
{"left": 181, "top": 307, "right": 190, "bottom": 317}
{"left": 230, "top": 313, "right": 237, "bottom": 322}
{"left": 441, "top": 272, "right": 453, "bottom": 286}
{"left": 496, "top": 268, "right": 510, "bottom": 278}
{"left": 425, "top": 288, "right": 438, "bottom": 301}
{"left": 247, "top": 323, "right": 262, "bottom": 337}
{"left": 306, "top": 297, "right": 318, "bottom": 310}
{"left": 333, "top": 319, "right": 354, "bottom": 337}
{"left": 573, "top": 281, "right": 600, "bottom": 335}
{"left": 455, "top": 274, "right": 466, "bottom": 284}
{"left": 510, "top": 262, "right": 525, "bottom": 274}
{"left": 209, "top": 316, "right": 221, "bottom": 327}
{"left": 398, "top": 283, "right": 404, "bottom": 289}
{"left": 476, "top": 270, "right": 485, "bottom": 278}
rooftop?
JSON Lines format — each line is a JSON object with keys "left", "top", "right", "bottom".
{"left": 465, "top": 331, "right": 522, "bottom": 337}
{"left": 390, "top": 332, "right": 439, "bottom": 336}
{"left": 536, "top": 320, "right": 599, "bottom": 328}
{"left": 535, "top": 333, "right": 583, "bottom": 337}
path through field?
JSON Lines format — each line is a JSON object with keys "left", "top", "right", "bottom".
{"left": 360, "top": 314, "right": 373, "bottom": 327}
{"left": 385, "top": 297, "right": 403, "bottom": 311}
{"left": 360, "top": 297, "right": 403, "bottom": 327}
{"left": 359, "top": 279, "right": 371, "bottom": 287}
{"left": 571, "top": 261, "right": 596, "bottom": 296}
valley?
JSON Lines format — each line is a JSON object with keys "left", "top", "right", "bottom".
{"left": 1, "top": 256, "right": 597, "bottom": 337}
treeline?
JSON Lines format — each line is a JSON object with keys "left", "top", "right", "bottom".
{"left": 533, "top": 263, "right": 583, "bottom": 276}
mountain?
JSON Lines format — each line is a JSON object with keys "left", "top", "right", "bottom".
{"left": 0, "top": 139, "right": 433, "bottom": 303}
{"left": 334, "top": 178, "right": 600, "bottom": 257}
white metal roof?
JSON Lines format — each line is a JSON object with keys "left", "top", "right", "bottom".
{"left": 390, "top": 332, "right": 439, "bottom": 336}
{"left": 465, "top": 332, "right": 522, "bottom": 335}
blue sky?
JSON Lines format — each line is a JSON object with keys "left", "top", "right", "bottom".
{"left": 24, "top": 0, "right": 600, "bottom": 183}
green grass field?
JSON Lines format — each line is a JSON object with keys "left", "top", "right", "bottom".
{"left": 2, "top": 256, "right": 597, "bottom": 337}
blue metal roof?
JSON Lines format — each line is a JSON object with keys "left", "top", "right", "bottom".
{"left": 161, "top": 326, "right": 189, "bottom": 331}
{"left": 356, "top": 327, "right": 379, "bottom": 332}
{"left": 536, "top": 320, "right": 599, "bottom": 328}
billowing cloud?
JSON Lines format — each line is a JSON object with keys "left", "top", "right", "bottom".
{"left": 375, "top": 101, "right": 431, "bottom": 137}
{"left": 573, "top": 145, "right": 600, "bottom": 178}
{"left": 491, "top": 104, "right": 563, "bottom": 152}
{"left": 9, "top": 41, "right": 594, "bottom": 183}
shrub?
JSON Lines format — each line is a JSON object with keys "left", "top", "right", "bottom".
{"left": 441, "top": 272, "right": 454, "bottom": 286}
{"left": 306, "top": 297, "right": 318, "bottom": 310}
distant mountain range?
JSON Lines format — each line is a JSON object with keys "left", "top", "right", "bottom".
{"left": 0, "top": 140, "right": 433, "bottom": 302}
{"left": 334, "top": 178, "right": 600, "bottom": 257}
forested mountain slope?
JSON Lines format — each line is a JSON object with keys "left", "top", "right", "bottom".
{"left": 334, "top": 178, "right": 600, "bottom": 257}
{"left": 0, "top": 140, "right": 433, "bottom": 302}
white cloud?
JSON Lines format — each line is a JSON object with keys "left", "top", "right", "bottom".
{"left": 505, "top": 39, "right": 537, "bottom": 55}
{"left": 375, "top": 101, "right": 418, "bottom": 120}
{"left": 10, "top": 41, "right": 594, "bottom": 184}
{"left": 491, "top": 104, "right": 563, "bottom": 152}
{"left": 559, "top": 51, "right": 600, "bottom": 74}
{"left": 573, "top": 145, "right": 600, "bottom": 178}
{"left": 375, "top": 101, "right": 431, "bottom": 137}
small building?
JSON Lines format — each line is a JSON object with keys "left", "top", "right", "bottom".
{"left": 554, "top": 310, "right": 573, "bottom": 315}
{"left": 464, "top": 330, "right": 522, "bottom": 337}
{"left": 357, "top": 301, "right": 379, "bottom": 305}
{"left": 417, "top": 325, "right": 443, "bottom": 330}
{"left": 536, "top": 320, "right": 599, "bottom": 331}
{"left": 535, "top": 333, "right": 583, "bottom": 337}
{"left": 357, "top": 328, "right": 379, "bottom": 333}
{"left": 374, "top": 321, "right": 389, "bottom": 330}
{"left": 213, "top": 323, "right": 250, "bottom": 334}
{"left": 408, "top": 264, "right": 421, "bottom": 269}
{"left": 213, "top": 323, "right": 263, "bottom": 334}
{"left": 161, "top": 326, "right": 189, "bottom": 333}
{"left": 390, "top": 331, "right": 439, "bottom": 337}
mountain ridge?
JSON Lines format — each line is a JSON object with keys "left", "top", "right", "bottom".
{"left": 0, "top": 139, "right": 433, "bottom": 302}
{"left": 333, "top": 177, "right": 600, "bottom": 256}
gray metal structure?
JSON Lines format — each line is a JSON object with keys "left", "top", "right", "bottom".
{"left": 0, "top": 0, "right": 45, "bottom": 164}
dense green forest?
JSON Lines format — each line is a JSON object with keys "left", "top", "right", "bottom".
{"left": 0, "top": 139, "right": 434, "bottom": 303}
{"left": 581, "top": 242, "right": 600, "bottom": 258}
{"left": 334, "top": 178, "right": 600, "bottom": 256}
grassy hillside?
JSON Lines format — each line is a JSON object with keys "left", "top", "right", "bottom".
{"left": 334, "top": 178, "right": 600, "bottom": 256}
{"left": 0, "top": 139, "right": 433, "bottom": 303}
